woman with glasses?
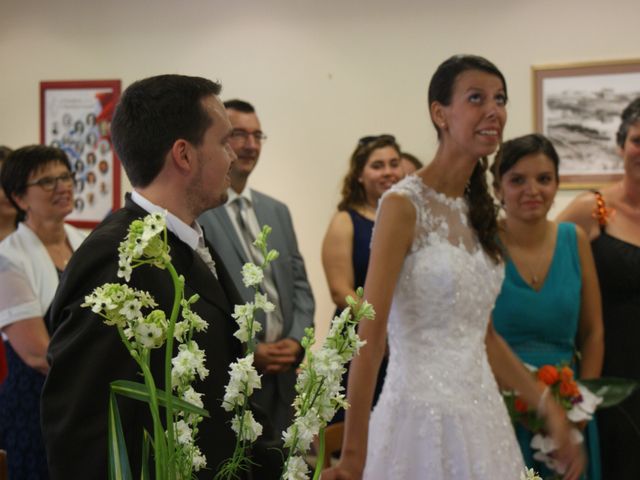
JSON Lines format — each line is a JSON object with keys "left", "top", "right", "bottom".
{"left": 321, "top": 134, "right": 404, "bottom": 424}
{"left": 0, "top": 145, "right": 85, "bottom": 478}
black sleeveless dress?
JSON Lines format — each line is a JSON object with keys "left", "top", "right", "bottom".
{"left": 330, "top": 209, "right": 387, "bottom": 424}
{"left": 591, "top": 195, "right": 640, "bottom": 479}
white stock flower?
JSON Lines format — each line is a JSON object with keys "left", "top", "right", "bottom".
{"left": 231, "top": 410, "right": 263, "bottom": 442}
{"left": 283, "top": 455, "right": 310, "bottom": 480}
{"left": 285, "top": 413, "right": 321, "bottom": 454}
{"left": 191, "top": 446, "right": 206, "bottom": 471}
{"left": 241, "top": 263, "right": 264, "bottom": 288}
{"left": 231, "top": 303, "right": 261, "bottom": 343}
{"left": 181, "top": 386, "right": 204, "bottom": 409}
{"left": 313, "top": 349, "right": 343, "bottom": 387}
{"left": 172, "top": 341, "right": 209, "bottom": 388}
{"left": 520, "top": 468, "right": 542, "bottom": 480}
{"left": 182, "top": 307, "right": 207, "bottom": 333}
{"left": 254, "top": 292, "right": 275, "bottom": 313}
{"left": 223, "top": 355, "right": 261, "bottom": 409}
{"left": 173, "top": 320, "right": 188, "bottom": 342}
{"left": 174, "top": 419, "right": 193, "bottom": 446}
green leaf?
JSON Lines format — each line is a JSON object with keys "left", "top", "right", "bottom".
{"left": 140, "top": 430, "right": 150, "bottom": 480}
{"left": 108, "top": 392, "right": 133, "bottom": 480}
{"left": 140, "top": 430, "right": 151, "bottom": 480}
{"left": 579, "top": 377, "right": 640, "bottom": 409}
{"left": 111, "top": 380, "right": 210, "bottom": 418}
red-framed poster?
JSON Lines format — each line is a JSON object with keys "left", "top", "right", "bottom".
{"left": 40, "top": 80, "right": 121, "bottom": 228}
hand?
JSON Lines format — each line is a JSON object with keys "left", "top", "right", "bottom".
{"left": 253, "top": 338, "right": 302, "bottom": 374}
{"left": 542, "top": 398, "right": 586, "bottom": 480}
{"left": 320, "top": 466, "right": 356, "bottom": 480}
{"left": 321, "top": 460, "right": 361, "bottom": 480}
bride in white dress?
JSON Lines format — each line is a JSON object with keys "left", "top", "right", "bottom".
{"left": 323, "top": 55, "right": 584, "bottom": 480}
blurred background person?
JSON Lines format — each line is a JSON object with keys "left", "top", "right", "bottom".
{"left": 558, "top": 97, "right": 640, "bottom": 479}
{"left": 321, "top": 134, "right": 403, "bottom": 424}
{"left": 0, "top": 146, "right": 16, "bottom": 241}
{"left": 491, "top": 134, "right": 603, "bottom": 479}
{"left": 400, "top": 151, "right": 423, "bottom": 175}
{"left": 0, "top": 146, "right": 15, "bottom": 386}
{"left": 0, "top": 145, "right": 85, "bottom": 478}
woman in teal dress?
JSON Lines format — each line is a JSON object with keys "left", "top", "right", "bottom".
{"left": 491, "top": 134, "right": 604, "bottom": 479}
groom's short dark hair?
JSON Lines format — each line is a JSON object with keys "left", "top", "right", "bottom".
{"left": 111, "top": 74, "right": 222, "bottom": 187}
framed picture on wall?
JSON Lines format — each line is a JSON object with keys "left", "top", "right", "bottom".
{"left": 40, "top": 79, "right": 121, "bottom": 228}
{"left": 532, "top": 59, "right": 640, "bottom": 188}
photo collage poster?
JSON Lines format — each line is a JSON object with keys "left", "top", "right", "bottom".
{"left": 42, "top": 81, "right": 121, "bottom": 227}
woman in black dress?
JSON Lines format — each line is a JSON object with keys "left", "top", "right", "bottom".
{"left": 558, "top": 97, "right": 640, "bottom": 479}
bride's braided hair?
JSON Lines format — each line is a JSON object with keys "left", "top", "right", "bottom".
{"left": 428, "top": 55, "right": 504, "bottom": 263}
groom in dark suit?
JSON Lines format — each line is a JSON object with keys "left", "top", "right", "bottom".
{"left": 198, "top": 100, "right": 315, "bottom": 436}
{"left": 41, "top": 75, "right": 251, "bottom": 479}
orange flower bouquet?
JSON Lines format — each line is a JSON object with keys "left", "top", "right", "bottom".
{"left": 503, "top": 364, "right": 601, "bottom": 476}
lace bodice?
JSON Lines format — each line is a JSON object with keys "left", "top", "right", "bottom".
{"left": 364, "top": 176, "right": 523, "bottom": 479}
{"left": 381, "top": 175, "right": 504, "bottom": 410}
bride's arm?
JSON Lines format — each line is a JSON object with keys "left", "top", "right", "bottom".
{"left": 323, "top": 193, "right": 415, "bottom": 480}
{"left": 485, "top": 320, "right": 585, "bottom": 480}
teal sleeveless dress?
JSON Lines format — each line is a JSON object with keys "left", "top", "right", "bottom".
{"left": 493, "top": 222, "right": 601, "bottom": 479}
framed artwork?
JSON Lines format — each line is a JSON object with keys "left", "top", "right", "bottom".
{"left": 40, "top": 80, "right": 121, "bottom": 228}
{"left": 532, "top": 59, "right": 640, "bottom": 188}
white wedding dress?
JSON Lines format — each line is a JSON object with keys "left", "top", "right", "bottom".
{"left": 363, "top": 176, "right": 524, "bottom": 479}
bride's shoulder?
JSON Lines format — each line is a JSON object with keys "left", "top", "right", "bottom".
{"left": 382, "top": 175, "right": 424, "bottom": 208}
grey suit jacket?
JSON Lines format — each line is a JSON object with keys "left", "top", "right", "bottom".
{"left": 198, "top": 189, "right": 315, "bottom": 434}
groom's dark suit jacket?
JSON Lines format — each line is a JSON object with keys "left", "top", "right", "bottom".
{"left": 41, "top": 197, "right": 245, "bottom": 479}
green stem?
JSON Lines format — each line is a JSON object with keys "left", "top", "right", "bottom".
{"left": 164, "top": 262, "right": 183, "bottom": 479}
{"left": 312, "top": 427, "right": 326, "bottom": 480}
{"left": 280, "top": 426, "right": 298, "bottom": 480}
{"left": 117, "top": 326, "right": 167, "bottom": 480}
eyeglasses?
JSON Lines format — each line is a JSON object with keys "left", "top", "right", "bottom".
{"left": 25, "top": 172, "right": 75, "bottom": 191}
{"left": 229, "top": 129, "right": 267, "bottom": 144}
{"left": 358, "top": 134, "right": 396, "bottom": 146}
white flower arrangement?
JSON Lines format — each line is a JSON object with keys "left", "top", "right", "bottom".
{"left": 82, "top": 212, "right": 210, "bottom": 480}
{"left": 281, "top": 289, "right": 373, "bottom": 480}
{"left": 85, "top": 214, "right": 377, "bottom": 480}
{"left": 215, "top": 225, "right": 278, "bottom": 480}
{"left": 520, "top": 467, "right": 542, "bottom": 480}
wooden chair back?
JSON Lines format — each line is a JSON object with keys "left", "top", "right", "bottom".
{"left": 320, "top": 421, "right": 344, "bottom": 469}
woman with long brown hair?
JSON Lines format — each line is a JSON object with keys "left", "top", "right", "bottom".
{"left": 322, "top": 135, "right": 404, "bottom": 423}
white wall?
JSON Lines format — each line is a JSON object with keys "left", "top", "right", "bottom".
{"left": 1, "top": 0, "right": 636, "bottom": 339}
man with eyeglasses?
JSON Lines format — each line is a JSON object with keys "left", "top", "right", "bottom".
{"left": 199, "top": 99, "right": 315, "bottom": 440}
